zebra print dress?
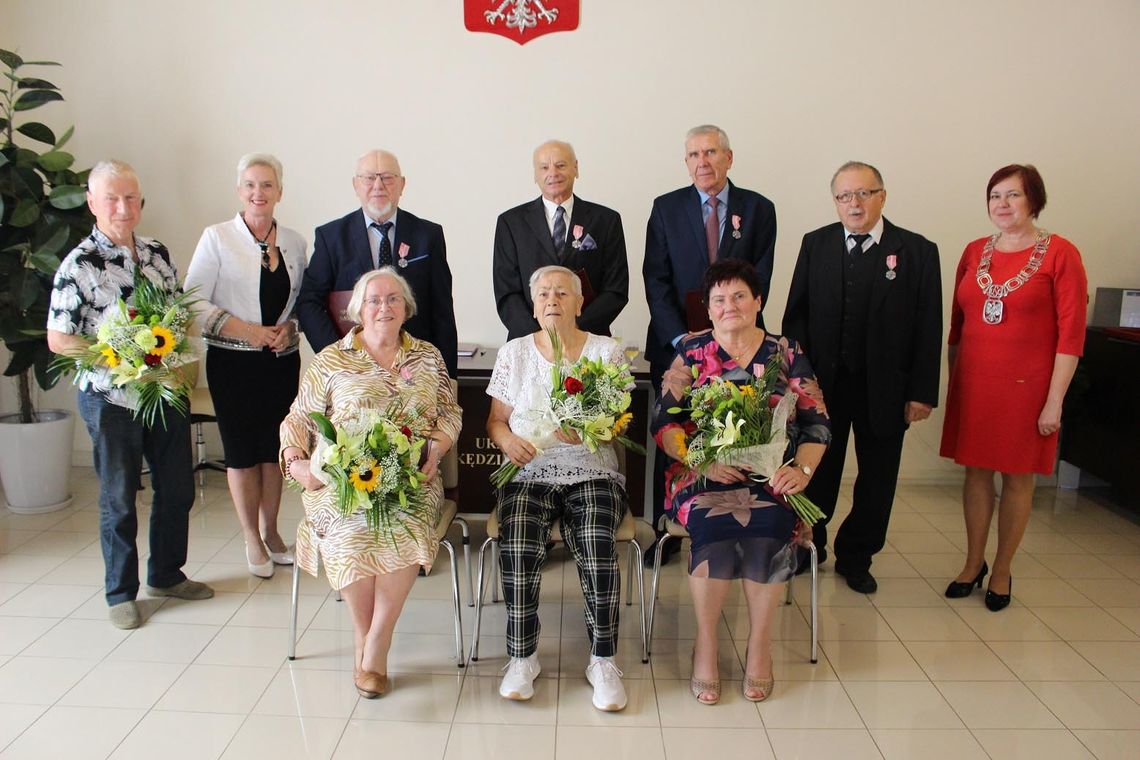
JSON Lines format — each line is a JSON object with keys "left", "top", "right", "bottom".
{"left": 280, "top": 328, "right": 462, "bottom": 589}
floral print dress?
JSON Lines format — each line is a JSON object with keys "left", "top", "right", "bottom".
{"left": 651, "top": 332, "right": 831, "bottom": 582}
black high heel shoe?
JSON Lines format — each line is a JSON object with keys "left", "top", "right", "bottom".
{"left": 945, "top": 562, "right": 988, "bottom": 598}
{"left": 985, "top": 576, "right": 1012, "bottom": 612}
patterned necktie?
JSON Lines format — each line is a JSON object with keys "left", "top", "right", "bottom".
{"left": 705, "top": 196, "right": 720, "bottom": 264}
{"left": 372, "top": 221, "right": 393, "bottom": 267}
{"left": 552, "top": 205, "right": 566, "bottom": 252}
{"left": 848, "top": 233, "right": 870, "bottom": 255}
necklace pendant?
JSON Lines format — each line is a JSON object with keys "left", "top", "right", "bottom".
{"left": 983, "top": 297, "right": 1004, "bottom": 325}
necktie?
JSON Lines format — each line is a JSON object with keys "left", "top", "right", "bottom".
{"left": 848, "top": 233, "right": 870, "bottom": 255}
{"left": 705, "top": 196, "right": 720, "bottom": 264}
{"left": 373, "top": 221, "right": 393, "bottom": 268}
{"left": 552, "top": 205, "right": 566, "bottom": 252}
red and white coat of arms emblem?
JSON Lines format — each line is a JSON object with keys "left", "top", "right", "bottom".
{"left": 464, "top": 0, "right": 580, "bottom": 45}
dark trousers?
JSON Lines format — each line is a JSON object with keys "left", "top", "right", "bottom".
{"left": 498, "top": 479, "right": 627, "bottom": 658}
{"left": 806, "top": 370, "right": 905, "bottom": 574}
{"left": 78, "top": 390, "right": 194, "bottom": 605}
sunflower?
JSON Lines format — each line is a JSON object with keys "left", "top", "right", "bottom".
{"left": 611, "top": 412, "right": 633, "bottom": 436}
{"left": 149, "top": 325, "right": 176, "bottom": 356}
{"left": 101, "top": 347, "right": 120, "bottom": 368}
{"left": 349, "top": 464, "right": 382, "bottom": 492}
{"left": 739, "top": 385, "right": 755, "bottom": 397}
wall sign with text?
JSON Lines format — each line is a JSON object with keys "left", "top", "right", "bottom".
{"left": 464, "top": 0, "right": 580, "bottom": 44}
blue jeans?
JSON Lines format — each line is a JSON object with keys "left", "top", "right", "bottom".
{"left": 77, "top": 390, "right": 194, "bottom": 605}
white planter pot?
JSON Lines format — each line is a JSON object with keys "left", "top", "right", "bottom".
{"left": 0, "top": 409, "right": 75, "bottom": 514}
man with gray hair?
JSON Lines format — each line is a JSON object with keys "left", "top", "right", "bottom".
{"left": 47, "top": 160, "right": 214, "bottom": 630}
{"left": 298, "top": 149, "right": 458, "bottom": 375}
{"left": 493, "top": 139, "right": 629, "bottom": 340}
{"left": 782, "top": 160, "right": 942, "bottom": 593}
{"left": 642, "top": 124, "right": 777, "bottom": 563}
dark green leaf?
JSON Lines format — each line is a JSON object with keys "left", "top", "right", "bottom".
{"left": 20, "top": 61, "right": 61, "bottom": 67}
{"left": 54, "top": 125, "right": 74, "bottom": 149}
{"left": 47, "top": 184, "right": 87, "bottom": 210}
{"left": 14, "top": 90, "right": 63, "bottom": 111}
{"left": 14, "top": 148, "right": 40, "bottom": 169}
{"left": 34, "top": 343, "right": 60, "bottom": 391}
{"left": 16, "top": 78, "right": 58, "bottom": 90}
{"left": 0, "top": 151, "right": 8, "bottom": 169}
{"left": 0, "top": 50, "right": 23, "bottom": 69}
{"left": 18, "top": 269, "right": 42, "bottom": 307}
{"left": 33, "top": 224, "right": 70, "bottom": 259}
{"left": 9, "top": 198, "right": 40, "bottom": 227}
{"left": 12, "top": 166, "right": 45, "bottom": 199}
{"left": 37, "top": 151, "right": 73, "bottom": 172}
{"left": 0, "top": 117, "right": 8, "bottom": 133}
{"left": 309, "top": 411, "right": 338, "bottom": 443}
{"left": 3, "top": 345, "right": 37, "bottom": 378}
{"left": 28, "top": 250, "right": 61, "bottom": 275}
{"left": 16, "top": 122, "right": 55, "bottom": 145}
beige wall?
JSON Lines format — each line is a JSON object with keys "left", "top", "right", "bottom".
{"left": 4, "top": 0, "right": 1139, "bottom": 482}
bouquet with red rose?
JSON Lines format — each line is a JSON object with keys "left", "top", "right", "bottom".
{"left": 490, "top": 330, "right": 645, "bottom": 488}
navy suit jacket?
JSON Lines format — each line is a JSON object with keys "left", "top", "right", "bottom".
{"left": 297, "top": 207, "right": 458, "bottom": 376}
{"left": 492, "top": 195, "right": 629, "bottom": 340}
{"left": 642, "top": 180, "right": 776, "bottom": 372}
{"left": 781, "top": 218, "right": 943, "bottom": 437}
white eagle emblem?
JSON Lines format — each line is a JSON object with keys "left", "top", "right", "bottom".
{"left": 484, "top": 0, "right": 559, "bottom": 34}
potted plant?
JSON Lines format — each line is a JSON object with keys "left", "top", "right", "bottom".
{"left": 0, "top": 48, "right": 93, "bottom": 513}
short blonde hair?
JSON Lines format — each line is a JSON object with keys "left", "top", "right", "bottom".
{"left": 529, "top": 265, "right": 582, "bottom": 300}
{"left": 236, "top": 153, "right": 283, "bottom": 186}
{"left": 346, "top": 267, "right": 418, "bottom": 323}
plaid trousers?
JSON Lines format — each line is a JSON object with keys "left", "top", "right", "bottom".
{"left": 497, "top": 478, "right": 628, "bottom": 658}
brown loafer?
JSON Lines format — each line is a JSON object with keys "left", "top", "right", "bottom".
{"left": 353, "top": 669, "right": 389, "bottom": 699}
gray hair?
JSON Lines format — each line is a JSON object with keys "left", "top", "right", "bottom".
{"left": 87, "top": 159, "right": 139, "bottom": 189}
{"left": 346, "top": 267, "right": 418, "bottom": 323}
{"left": 685, "top": 124, "right": 731, "bottom": 152}
{"left": 533, "top": 139, "right": 577, "bottom": 163}
{"left": 236, "top": 153, "right": 283, "bottom": 186}
{"left": 831, "top": 161, "right": 885, "bottom": 192}
{"left": 529, "top": 265, "right": 582, "bottom": 301}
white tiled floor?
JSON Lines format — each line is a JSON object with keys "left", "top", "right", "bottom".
{"left": 2, "top": 468, "right": 1140, "bottom": 759}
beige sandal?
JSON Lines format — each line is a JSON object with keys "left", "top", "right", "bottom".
{"left": 743, "top": 674, "right": 774, "bottom": 702}
{"left": 690, "top": 649, "right": 720, "bottom": 705}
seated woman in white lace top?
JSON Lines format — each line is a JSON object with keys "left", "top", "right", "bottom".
{"left": 486, "top": 265, "right": 629, "bottom": 713}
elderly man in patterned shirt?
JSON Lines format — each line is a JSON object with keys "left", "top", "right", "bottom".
{"left": 47, "top": 160, "right": 214, "bottom": 630}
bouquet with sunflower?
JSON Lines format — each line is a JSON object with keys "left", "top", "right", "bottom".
{"left": 307, "top": 405, "right": 431, "bottom": 541}
{"left": 490, "top": 330, "right": 645, "bottom": 488}
{"left": 54, "top": 274, "right": 198, "bottom": 428}
{"left": 666, "top": 352, "right": 825, "bottom": 525}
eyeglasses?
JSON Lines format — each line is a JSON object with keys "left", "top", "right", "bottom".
{"left": 834, "top": 188, "right": 884, "bottom": 204}
{"left": 363, "top": 295, "right": 405, "bottom": 308}
{"left": 354, "top": 173, "right": 401, "bottom": 187}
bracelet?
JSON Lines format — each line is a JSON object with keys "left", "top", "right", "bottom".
{"left": 284, "top": 454, "right": 303, "bottom": 481}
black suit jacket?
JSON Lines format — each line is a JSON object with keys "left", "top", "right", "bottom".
{"left": 297, "top": 207, "right": 458, "bottom": 377}
{"left": 782, "top": 218, "right": 943, "bottom": 436}
{"left": 642, "top": 180, "right": 777, "bottom": 371}
{"left": 492, "top": 195, "right": 629, "bottom": 340}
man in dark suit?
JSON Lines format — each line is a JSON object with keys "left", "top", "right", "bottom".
{"left": 297, "top": 149, "right": 458, "bottom": 376}
{"left": 782, "top": 161, "right": 942, "bottom": 593}
{"left": 642, "top": 124, "right": 777, "bottom": 563}
{"left": 493, "top": 140, "right": 628, "bottom": 340}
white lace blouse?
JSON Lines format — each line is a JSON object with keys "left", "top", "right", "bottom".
{"left": 487, "top": 333, "right": 626, "bottom": 487}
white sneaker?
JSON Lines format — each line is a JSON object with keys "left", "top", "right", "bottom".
{"left": 499, "top": 653, "right": 541, "bottom": 701}
{"left": 586, "top": 656, "right": 627, "bottom": 711}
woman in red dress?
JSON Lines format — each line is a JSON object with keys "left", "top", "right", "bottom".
{"left": 940, "top": 164, "right": 1087, "bottom": 611}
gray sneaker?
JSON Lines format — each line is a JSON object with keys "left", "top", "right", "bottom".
{"left": 146, "top": 579, "right": 215, "bottom": 600}
{"left": 109, "top": 600, "right": 141, "bottom": 629}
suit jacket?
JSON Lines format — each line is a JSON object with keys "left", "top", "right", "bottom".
{"left": 642, "top": 180, "right": 777, "bottom": 371}
{"left": 492, "top": 195, "right": 629, "bottom": 340}
{"left": 297, "top": 207, "right": 458, "bottom": 376}
{"left": 782, "top": 218, "right": 943, "bottom": 437}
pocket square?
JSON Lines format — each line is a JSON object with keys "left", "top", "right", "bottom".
{"left": 579, "top": 233, "right": 597, "bottom": 251}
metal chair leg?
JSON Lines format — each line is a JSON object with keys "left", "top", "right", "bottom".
{"left": 469, "top": 536, "right": 496, "bottom": 663}
{"left": 455, "top": 516, "right": 474, "bottom": 607}
{"left": 808, "top": 542, "right": 819, "bottom": 664}
{"left": 629, "top": 538, "right": 648, "bottom": 663}
{"left": 625, "top": 540, "right": 634, "bottom": 606}
{"left": 441, "top": 538, "right": 464, "bottom": 667}
{"left": 287, "top": 556, "right": 301, "bottom": 660}
{"left": 646, "top": 533, "right": 675, "bottom": 655}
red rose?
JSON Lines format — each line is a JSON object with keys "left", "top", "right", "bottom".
{"left": 144, "top": 353, "right": 161, "bottom": 367}
{"left": 564, "top": 376, "right": 584, "bottom": 395}
{"left": 128, "top": 308, "right": 139, "bottom": 319}
{"left": 400, "top": 425, "right": 413, "bottom": 439}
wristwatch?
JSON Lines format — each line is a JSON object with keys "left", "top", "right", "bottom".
{"left": 793, "top": 461, "right": 812, "bottom": 476}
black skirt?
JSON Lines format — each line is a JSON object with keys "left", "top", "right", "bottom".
{"left": 205, "top": 346, "right": 300, "bottom": 468}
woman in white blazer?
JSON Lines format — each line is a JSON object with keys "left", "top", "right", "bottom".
{"left": 184, "top": 153, "right": 308, "bottom": 578}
